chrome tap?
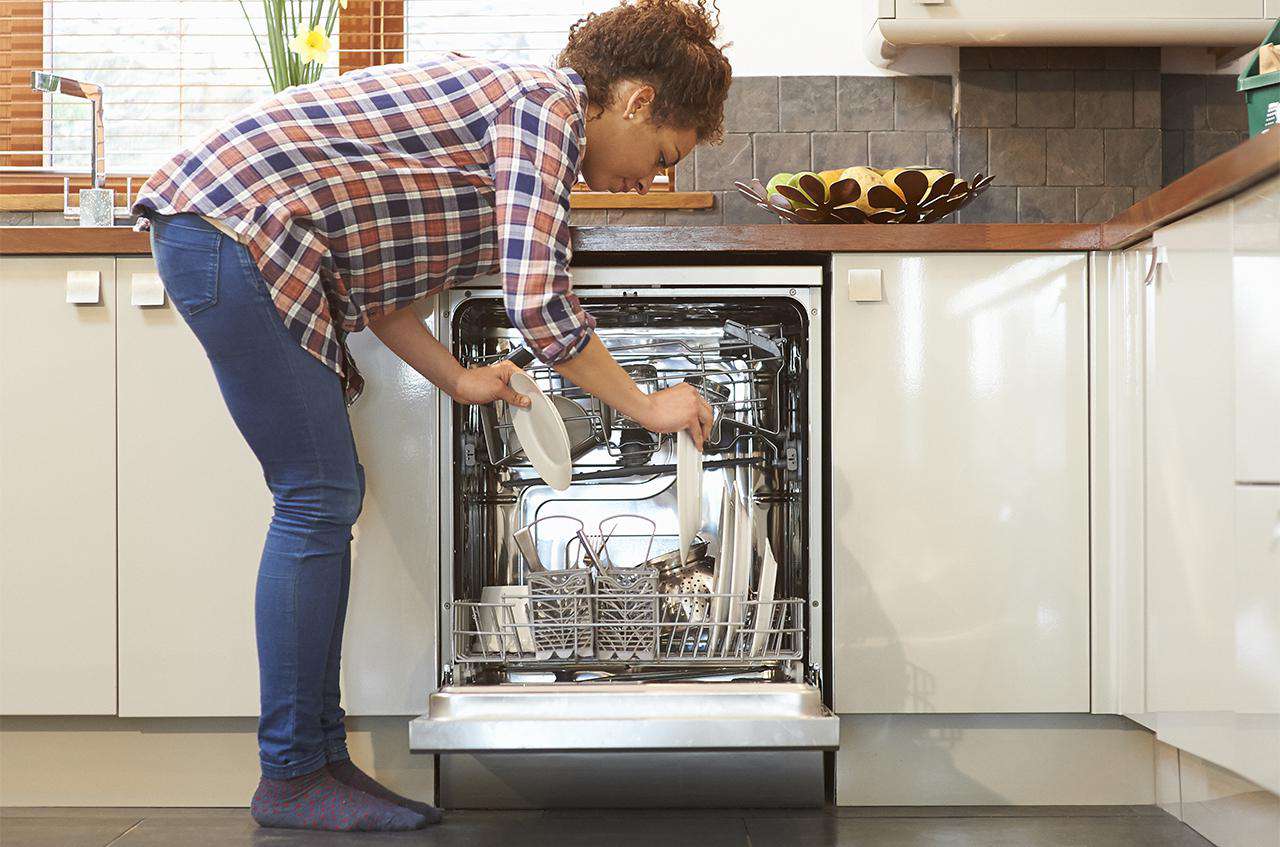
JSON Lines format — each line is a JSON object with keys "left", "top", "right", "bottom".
{"left": 30, "top": 71, "right": 118, "bottom": 226}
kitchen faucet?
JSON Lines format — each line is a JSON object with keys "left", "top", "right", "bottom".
{"left": 30, "top": 71, "right": 117, "bottom": 226}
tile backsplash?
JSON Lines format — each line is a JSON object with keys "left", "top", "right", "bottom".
{"left": 633, "top": 47, "right": 1252, "bottom": 227}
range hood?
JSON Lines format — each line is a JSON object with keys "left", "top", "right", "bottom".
{"left": 866, "top": 3, "right": 1275, "bottom": 68}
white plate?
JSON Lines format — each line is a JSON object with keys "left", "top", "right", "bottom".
{"left": 749, "top": 540, "right": 779, "bottom": 657}
{"left": 676, "top": 430, "right": 703, "bottom": 563}
{"left": 507, "top": 371, "right": 572, "bottom": 491}
{"left": 708, "top": 476, "right": 736, "bottom": 655}
{"left": 725, "top": 466, "right": 754, "bottom": 648}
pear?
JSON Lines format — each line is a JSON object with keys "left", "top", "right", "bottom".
{"left": 764, "top": 172, "right": 795, "bottom": 198}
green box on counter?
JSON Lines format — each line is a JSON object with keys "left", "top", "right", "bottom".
{"left": 1238, "top": 18, "right": 1280, "bottom": 136}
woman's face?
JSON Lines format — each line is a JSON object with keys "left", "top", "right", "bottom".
{"left": 580, "top": 81, "right": 698, "bottom": 195}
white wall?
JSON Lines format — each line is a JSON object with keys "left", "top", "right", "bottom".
{"left": 718, "top": 0, "right": 955, "bottom": 77}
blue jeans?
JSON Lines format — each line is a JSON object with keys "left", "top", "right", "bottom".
{"left": 148, "top": 213, "right": 363, "bottom": 779}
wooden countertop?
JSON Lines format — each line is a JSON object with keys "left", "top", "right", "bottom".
{"left": 3, "top": 132, "right": 1275, "bottom": 258}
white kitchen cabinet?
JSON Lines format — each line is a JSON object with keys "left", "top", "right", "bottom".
{"left": 1145, "top": 203, "right": 1238, "bottom": 717}
{"left": 115, "top": 257, "right": 270, "bottom": 717}
{"left": 115, "top": 258, "right": 439, "bottom": 717}
{"left": 0, "top": 256, "right": 117, "bottom": 715}
{"left": 1089, "top": 241, "right": 1151, "bottom": 718}
{"left": 1231, "top": 485, "right": 1280, "bottom": 794}
{"left": 830, "top": 252, "right": 1090, "bottom": 714}
{"left": 888, "top": 0, "right": 1263, "bottom": 20}
{"left": 1232, "top": 177, "right": 1280, "bottom": 485}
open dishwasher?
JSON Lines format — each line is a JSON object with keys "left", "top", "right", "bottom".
{"left": 411, "top": 266, "right": 838, "bottom": 807}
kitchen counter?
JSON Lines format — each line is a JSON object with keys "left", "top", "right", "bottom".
{"left": 3, "top": 131, "right": 1275, "bottom": 258}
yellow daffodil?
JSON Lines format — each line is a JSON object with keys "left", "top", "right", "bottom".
{"left": 289, "top": 26, "right": 330, "bottom": 65}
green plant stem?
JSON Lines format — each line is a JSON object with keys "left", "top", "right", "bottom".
{"left": 238, "top": 0, "right": 274, "bottom": 86}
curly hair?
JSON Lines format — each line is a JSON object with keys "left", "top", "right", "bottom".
{"left": 557, "top": 0, "right": 733, "bottom": 143}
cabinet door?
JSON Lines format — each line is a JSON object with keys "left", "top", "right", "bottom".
{"left": 340, "top": 305, "right": 440, "bottom": 715}
{"left": 1, "top": 256, "right": 117, "bottom": 714}
{"left": 831, "top": 253, "right": 1090, "bottom": 713}
{"left": 116, "top": 259, "right": 439, "bottom": 717}
{"left": 1232, "top": 485, "right": 1280, "bottom": 794}
{"left": 116, "top": 257, "right": 269, "bottom": 716}
{"left": 1145, "top": 203, "right": 1237, "bottom": 716}
{"left": 1232, "top": 176, "right": 1280, "bottom": 484}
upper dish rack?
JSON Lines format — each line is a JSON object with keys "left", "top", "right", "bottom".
{"left": 475, "top": 320, "right": 791, "bottom": 474}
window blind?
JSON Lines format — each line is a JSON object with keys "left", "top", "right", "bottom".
{"left": 2, "top": 0, "right": 667, "bottom": 187}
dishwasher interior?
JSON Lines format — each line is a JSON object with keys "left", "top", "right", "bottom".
{"left": 411, "top": 274, "right": 837, "bottom": 798}
{"left": 445, "top": 293, "right": 815, "bottom": 686}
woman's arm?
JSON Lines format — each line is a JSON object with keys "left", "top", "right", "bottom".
{"left": 367, "top": 306, "right": 530, "bottom": 408}
{"left": 553, "top": 334, "right": 712, "bottom": 447}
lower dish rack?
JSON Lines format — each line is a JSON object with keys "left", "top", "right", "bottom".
{"left": 452, "top": 591, "right": 804, "bottom": 665}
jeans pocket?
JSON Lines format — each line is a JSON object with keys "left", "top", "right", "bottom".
{"left": 151, "top": 222, "right": 220, "bottom": 316}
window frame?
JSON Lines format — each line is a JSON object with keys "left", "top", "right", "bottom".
{"left": 0, "top": 1, "right": 709, "bottom": 213}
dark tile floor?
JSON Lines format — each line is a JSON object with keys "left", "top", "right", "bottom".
{"left": 0, "top": 805, "right": 1213, "bottom": 847}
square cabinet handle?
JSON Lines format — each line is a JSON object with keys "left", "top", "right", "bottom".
{"left": 66, "top": 270, "right": 100, "bottom": 305}
{"left": 847, "top": 269, "right": 883, "bottom": 302}
{"left": 131, "top": 272, "right": 166, "bottom": 307}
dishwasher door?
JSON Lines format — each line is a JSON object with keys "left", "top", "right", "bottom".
{"left": 409, "top": 681, "right": 838, "bottom": 752}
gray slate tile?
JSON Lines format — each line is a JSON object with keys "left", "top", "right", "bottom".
{"left": 780, "top": 76, "right": 836, "bottom": 132}
{"left": 868, "top": 132, "right": 928, "bottom": 168}
{"left": 665, "top": 196, "right": 723, "bottom": 226}
{"left": 989, "top": 128, "right": 1046, "bottom": 185}
{"left": 747, "top": 814, "right": 1214, "bottom": 847}
{"left": 695, "top": 133, "right": 752, "bottom": 190}
{"left": 894, "top": 76, "right": 952, "bottom": 131}
{"left": 925, "top": 132, "right": 955, "bottom": 171}
{"left": 988, "top": 47, "right": 1047, "bottom": 70}
{"left": 1186, "top": 130, "right": 1245, "bottom": 171}
{"left": 837, "top": 76, "right": 895, "bottom": 131}
{"left": 1019, "top": 187, "right": 1077, "bottom": 223}
{"left": 958, "top": 71, "right": 1016, "bottom": 127}
{"left": 1045, "top": 47, "right": 1107, "bottom": 69}
{"left": 1106, "top": 46, "right": 1161, "bottom": 69}
{"left": 722, "top": 190, "right": 781, "bottom": 224}
{"left": 673, "top": 155, "right": 695, "bottom": 191}
{"left": 754, "top": 132, "right": 812, "bottom": 182}
{"left": 1204, "top": 75, "right": 1249, "bottom": 131}
{"left": 1076, "top": 70, "right": 1134, "bottom": 128}
{"left": 959, "top": 48, "right": 990, "bottom": 70}
{"left": 1162, "top": 130, "right": 1187, "bottom": 184}
{"left": 1016, "top": 71, "right": 1075, "bottom": 127}
{"left": 0, "top": 815, "right": 142, "bottom": 847}
{"left": 723, "top": 77, "right": 778, "bottom": 134}
{"left": 957, "top": 186, "right": 1017, "bottom": 223}
{"left": 1047, "top": 128, "right": 1103, "bottom": 186}
{"left": 0, "top": 211, "right": 35, "bottom": 226}
{"left": 606, "top": 209, "right": 665, "bottom": 225}
{"left": 1078, "top": 186, "right": 1134, "bottom": 223}
{"left": 1162, "top": 75, "right": 1208, "bottom": 130}
{"left": 1134, "top": 70, "right": 1161, "bottom": 128}
{"left": 956, "top": 127, "right": 988, "bottom": 177}
{"left": 812, "top": 132, "right": 869, "bottom": 170}
{"left": 1104, "top": 128, "right": 1162, "bottom": 187}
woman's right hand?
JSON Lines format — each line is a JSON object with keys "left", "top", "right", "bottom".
{"left": 631, "top": 383, "right": 714, "bottom": 451}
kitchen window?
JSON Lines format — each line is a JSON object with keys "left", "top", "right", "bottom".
{"left": 0, "top": 0, "right": 705, "bottom": 211}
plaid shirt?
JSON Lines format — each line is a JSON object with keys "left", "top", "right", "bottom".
{"left": 133, "top": 53, "right": 595, "bottom": 403}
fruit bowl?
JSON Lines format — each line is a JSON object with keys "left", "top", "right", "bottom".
{"left": 734, "top": 166, "right": 996, "bottom": 224}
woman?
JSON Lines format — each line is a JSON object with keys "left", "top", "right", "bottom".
{"left": 131, "top": 0, "right": 732, "bottom": 833}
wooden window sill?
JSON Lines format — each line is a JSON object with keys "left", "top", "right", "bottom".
{"left": 2, "top": 191, "right": 715, "bottom": 213}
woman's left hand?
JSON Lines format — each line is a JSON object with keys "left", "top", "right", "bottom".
{"left": 450, "top": 361, "right": 532, "bottom": 408}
